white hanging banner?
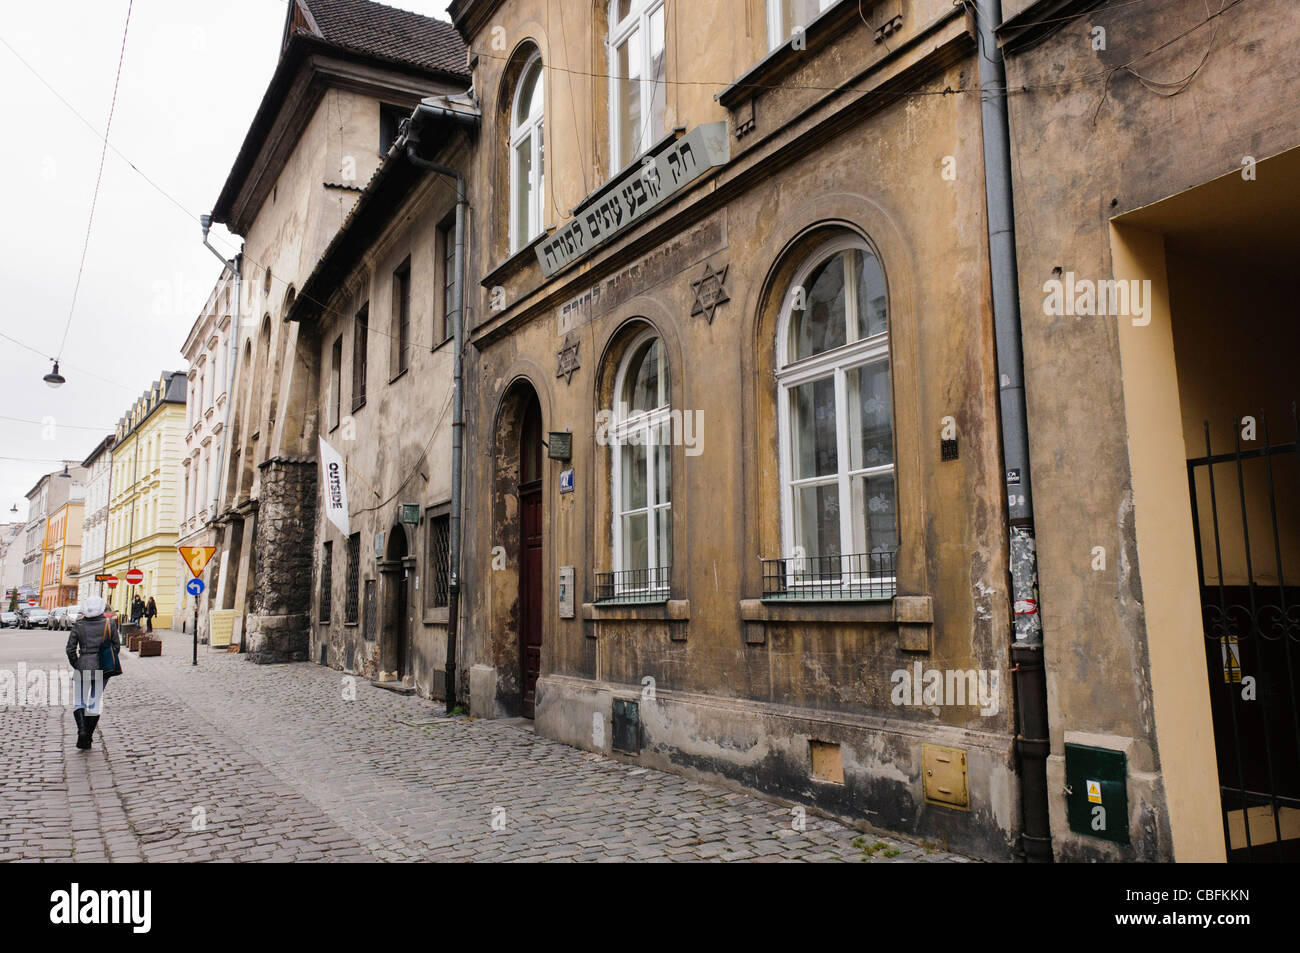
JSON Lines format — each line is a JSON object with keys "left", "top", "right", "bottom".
{"left": 319, "top": 437, "right": 349, "bottom": 536}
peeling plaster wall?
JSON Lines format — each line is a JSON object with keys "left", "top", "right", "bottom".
{"left": 457, "top": 0, "right": 1023, "bottom": 859}
{"left": 1002, "top": 0, "right": 1300, "bottom": 860}
{"left": 307, "top": 172, "right": 465, "bottom": 699}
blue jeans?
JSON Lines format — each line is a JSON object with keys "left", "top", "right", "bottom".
{"left": 72, "top": 670, "right": 105, "bottom": 716}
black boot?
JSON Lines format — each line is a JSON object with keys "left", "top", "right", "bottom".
{"left": 74, "top": 708, "right": 91, "bottom": 750}
{"left": 82, "top": 715, "right": 99, "bottom": 749}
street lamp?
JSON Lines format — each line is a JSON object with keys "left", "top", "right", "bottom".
{"left": 58, "top": 463, "right": 71, "bottom": 478}
{"left": 43, "top": 360, "right": 65, "bottom": 388}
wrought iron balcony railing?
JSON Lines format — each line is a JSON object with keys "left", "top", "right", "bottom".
{"left": 761, "top": 550, "right": 896, "bottom": 601}
{"left": 594, "top": 565, "right": 671, "bottom": 605}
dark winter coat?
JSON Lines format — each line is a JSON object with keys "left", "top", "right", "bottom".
{"left": 66, "top": 615, "right": 122, "bottom": 672}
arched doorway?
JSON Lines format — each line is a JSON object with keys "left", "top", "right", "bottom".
{"left": 518, "top": 393, "right": 544, "bottom": 717}
{"left": 380, "top": 524, "right": 410, "bottom": 681}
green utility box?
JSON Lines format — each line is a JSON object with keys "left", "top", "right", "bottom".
{"left": 1064, "top": 743, "right": 1129, "bottom": 845}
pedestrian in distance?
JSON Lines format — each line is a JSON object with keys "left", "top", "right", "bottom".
{"left": 66, "top": 596, "right": 122, "bottom": 751}
{"left": 145, "top": 596, "right": 157, "bottom": 632}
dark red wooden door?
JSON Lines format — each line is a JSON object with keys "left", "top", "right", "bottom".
{"left": 519, "top": 481, "right": 543, "bottom": 717}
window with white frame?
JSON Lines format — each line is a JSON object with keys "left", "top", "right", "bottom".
{"left": 607, "top": 330, "right": 672, "bottom": 596}
{"left": 608, "top": 0, "right": 666, "bottom": 173}
{"left": 766, "top": 0, "right": 834, "bottom": 51}
{"left": 510, "top": 50, "right": 545, "bottom": 252}
{"left": 775, "top": 235, "right": 896, "bottom": 595}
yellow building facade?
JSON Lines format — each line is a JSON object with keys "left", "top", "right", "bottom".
{"left": 104, "top": 371, "right": 188, "bottom": 627}
{"left": 39, "top": 499, "right": 84, "bottom": 609}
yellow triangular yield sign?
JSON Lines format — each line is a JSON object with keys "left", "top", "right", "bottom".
{"left": 178, "top": 546, "right": 217, "bottom": 578}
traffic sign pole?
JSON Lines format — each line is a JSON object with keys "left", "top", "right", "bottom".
{"left": 178, "top": 547, "right": 216, "bottom": 667}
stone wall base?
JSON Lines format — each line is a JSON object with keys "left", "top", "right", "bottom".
{"left": 245, "top": 612, "right": 310, "bottom": 664}
{"left": 535, "top": 673, "right": 1021, "bottom": 861}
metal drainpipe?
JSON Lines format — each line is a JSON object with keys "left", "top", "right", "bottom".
{"left": 402, "top": 107, "right": 470, "bottom": 713}
{"left": 973, "top": 0, "right": 1052, "bottom": 862}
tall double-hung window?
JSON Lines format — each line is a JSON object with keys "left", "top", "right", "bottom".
{"left": 775, "top": 236, "right": 897, "bottom": 596}
{"left": 605, "top": 330, "right": 672, "bottom": 599}
{"left": 510, "top": 51, "right": 545, "bottom": 252}
{"left": 608, "top": 0, "right": 666, "bottom": 172}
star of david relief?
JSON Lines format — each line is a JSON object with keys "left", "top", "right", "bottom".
{"left": 556, "top": 334, "right": 581, "bottom": 384}
{"left": 690, "top": 262, "right": 730, "bottom": 324}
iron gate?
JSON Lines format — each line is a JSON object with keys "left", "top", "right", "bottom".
{"left": 1187, "top": 404, "right": 1300, "bottom": 862}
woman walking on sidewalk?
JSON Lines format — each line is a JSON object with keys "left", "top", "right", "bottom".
{"left": 66, "top": 596, "right": 121, "bottom": 751}
{"left": 145, "top": 596, "right": 157, "bottom": 632}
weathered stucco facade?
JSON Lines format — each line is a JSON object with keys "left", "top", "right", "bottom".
{"left": 208, "top": 1, "right": 470, "bottom": 662}
{"left": 1000, "top": 0, "right": 1300, "bottom": 861}
{"left": 200, "top": 0, "right": 1297, "bottom": 862}
{"left": 450, "top": 0, "right": 1024, "bottom": 859}
{"left": 287, "top": 119, "right": 473, "bottom": 692}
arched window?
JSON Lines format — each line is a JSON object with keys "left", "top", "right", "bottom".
{"left": 608, "top": 329, "right": 671, "bottom": 595}
{"left": 510, "top": 50, "right": 545, "bottom": 252}
{"left": 776, "top": 235, "right": 896, "bottom": 594}
{"left": 608, "top": 0, "right": 666, "bottom": 172}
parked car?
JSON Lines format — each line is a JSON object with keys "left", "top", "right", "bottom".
{"left": 0, "top": 611, "right": 17, "bottom": 628}
{"left": 21, "top": 607, "right": 52, "bottom": 629}
{"left": 53, "top": 606, "right": 82, "bottom": 630}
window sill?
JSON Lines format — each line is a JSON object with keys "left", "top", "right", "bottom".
{"left": 739, "top": 595, "right": 932, "bottom": 652}
{"left": 480, "top": 227, "right": 556, "bottom": 295}
{"left": 351, "top": 398, "right": 366, "bottom": 413}
{"left": 717, "top": 0, "right": 858, "bottom": 111}
{"left": 582, "top": 598, "right": 689, "bottom": 622}
{"left": 388, "top": 367, "right": 409, "bottom": 385}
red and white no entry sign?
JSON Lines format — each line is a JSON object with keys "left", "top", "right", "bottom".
{"left": 28, "top": 600, "right": 37, "bottom": 607}
{"left": 125, "top": 568, "right": 144, "bottom": 585}
{"left": 105, "top": 577, "right": 119, "bottom": 588}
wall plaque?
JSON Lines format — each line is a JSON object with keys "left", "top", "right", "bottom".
{"left": 536, "top": 122, "right": 730, "bottom": 277}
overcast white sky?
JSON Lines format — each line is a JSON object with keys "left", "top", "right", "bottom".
{"left": 0, "top": 0, "right": 452, "bottom": 522}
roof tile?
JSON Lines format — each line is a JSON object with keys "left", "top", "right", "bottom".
{"left": 296, "top": 0, "right": 468, "bottom": 76}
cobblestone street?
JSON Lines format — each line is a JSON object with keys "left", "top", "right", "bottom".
{"left": 1, "top": 628, "right": 973, "bottom": 863}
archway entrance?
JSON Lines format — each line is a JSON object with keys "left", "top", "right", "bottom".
{"left": 518, "top": 394, "right": 544, "bottom": 717}
{"left": 380, "top": 524, "right": 410, "bottom": 681}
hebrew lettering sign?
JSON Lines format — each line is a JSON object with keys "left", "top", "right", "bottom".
{"left": 536, "top": 122, "right": 730, "bottom": 278}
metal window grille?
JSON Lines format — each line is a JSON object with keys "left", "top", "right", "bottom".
{"left": 353, "top": 305, "right": 368, "bottom": 411}
{"left": 392, "top": 261, "right": 410, "bottom": 377}
{"left": 363, "top": 578, "right": 376, "bottom": 641}
{"left": 319, "top": 542, "right": 332, "bottom": 622}
{"left": 346, "top": 532, "right": 360, "bottom": 623}
{"left": 440, "top": 219, "right": 455, "bottom": 343}
{"left": 594, "top": 565, "right": 671, "bottom": 604}
{"left": 427, "top": 512, "right": 450, "bottom": 609}
{"left": 761, "top": 550, "right": 896, "bottom": 600}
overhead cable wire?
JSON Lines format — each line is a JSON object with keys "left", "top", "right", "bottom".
{"left": 54, "top": 0, "right": 134, "bottom": 361}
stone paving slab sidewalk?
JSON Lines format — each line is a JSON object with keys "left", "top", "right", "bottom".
{"left": 0, "top": 629, "right": 974, "bottom": 863}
